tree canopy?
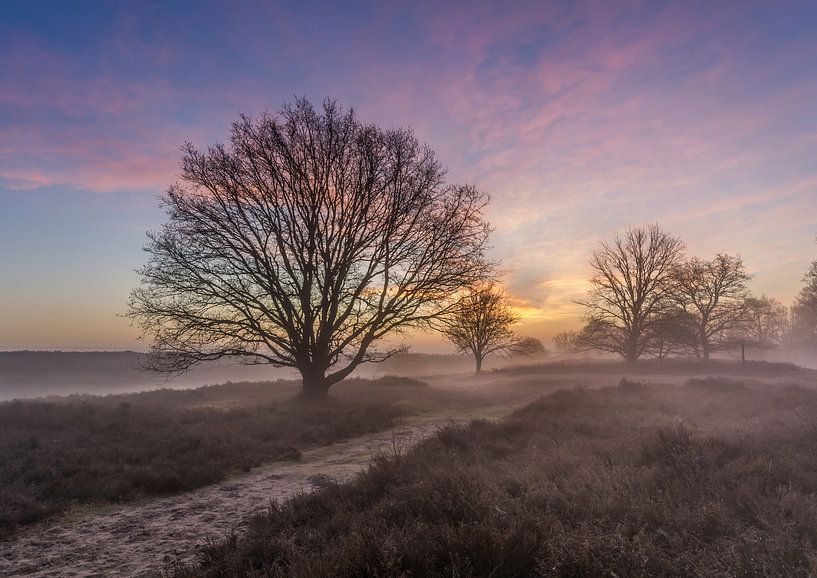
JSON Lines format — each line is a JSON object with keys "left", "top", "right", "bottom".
{"left": 576, "top": 224, "right": 686, "bottom": 362}
{"left": 441, "top": 283, "right": 520, "bottom": 373}
{"left": 674, "top": 254, "right": 751, "bottom": 358}
{"left": 128, "top": 98, "right": 492, "bottom": 397}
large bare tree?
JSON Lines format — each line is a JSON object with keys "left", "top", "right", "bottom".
{"left": 674, "top": 253, "right": 751, "bottom": 358}
{"left": 441, "top": 283, "right": 520, "bottom": 373}
{"left": 128, "top": 98, "right": 492, "bottom": 398}
{"left": 576, "top": 224, "right": 686, "bottom": 362}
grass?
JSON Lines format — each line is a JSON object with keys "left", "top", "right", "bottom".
{"left": 178, "top": 375, "right": 817, "bottom": 577}
{"left": 0, "top": 376, "right": 427, "bottom": 538}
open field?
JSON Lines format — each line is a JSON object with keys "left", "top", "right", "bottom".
{"left": 0, "top": 370, "right": 552, "bottom": 542}
{"left": 0, "top": 420, "right": 442, "bottom": 576}
{"left": 0, "top": 370, "right": 552, "bottom": 575}
{"left": 4, "top": 360, "right": 817, "bottom": 576}
{"left": 172, "top": 367, "right": 817, "bottom": 577}
{"left": 0, "top": 376, "right": 441, "bottom": 538}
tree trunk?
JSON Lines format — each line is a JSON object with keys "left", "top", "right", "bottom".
{"left": 300, "top": 368, "right": 330, "bottom": 400}
{"left": 623, "top": 340, "right": 639, "bottom": 363}
{"left": 475, "top": 355, "right": 483, "bottom": 374}
{"left": 701, "top": 338, "right": 710, "bottom": 360}
{"left": 623, "top": 331, "right": 639, "bottom": 363}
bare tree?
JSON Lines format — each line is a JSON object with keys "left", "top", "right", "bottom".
{"left": 576, "top": 224, "right": 686, "bottom": 362}
{"left": 789, "top": 257, "right": 817, "bottom": 347}
{"left": 575, "top": 318, "right": 627, "bottom": 357}
{"left": 510, "top": 336, "right": 547, "bottom": 357}
{"left": 734, "top": 295, "right": 787, "bottom": 350}
{"left": 441, "top": 283, "right": 520, "bottom": 373}
{"left": 674, "top": 254, "right": 751, "bottom": 358}
{"left": 644, "top": 307, "right": 699, "bottom": 361}
{"left": 127, "top": 98, "right": 492, "bottom": 398}
{"left": 553, "top": 329, "right": 581, "bottom": 353}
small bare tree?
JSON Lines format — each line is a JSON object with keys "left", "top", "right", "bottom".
{"left": 735, "top": 295, "right": 787, "bottom": 349}
{"left": 127, "top": 98, "right": 492, "bottom": 398}
{"left": 553, "top": 329, "right": 581, "bottom": 353}
{"left": 575, "top": 318, "right": 626, "bottom": 357}
{"left": 441, "top": 283, "right": 520, "bottom": 373}
{"left": 674, "top": 254, "right": 751, "bottom": 358}
{"left": 576, "top": 224, "right": 686, "bottom": 362}
{"left": 510, "top": 336, "right": 547, "bottom": 357}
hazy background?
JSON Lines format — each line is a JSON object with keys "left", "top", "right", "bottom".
{"left": 0, "top": 350, "right": 497, "bottom": 401}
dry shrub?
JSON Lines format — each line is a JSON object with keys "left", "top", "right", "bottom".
{"left": 179, "top": 379, "right": 817, "bottom": 577}
{"left": 0, "top": 385, "right": 403, "bottom": 537}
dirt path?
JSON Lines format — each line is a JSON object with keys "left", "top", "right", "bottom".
{"left": 0, "top": 372, "right": 562, "bottom": 578}
{"left": 0, "top": 420, "right": 444, "bottom": 577}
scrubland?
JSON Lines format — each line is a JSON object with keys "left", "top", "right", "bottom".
{"left": 5, "top": 360, "right": 817, "bottom": 578}
{"left": 0, "top": 376, "right": 431, "bottom": 537}
{"left": 177, "top": 368, "right": 817, "bottom": 577}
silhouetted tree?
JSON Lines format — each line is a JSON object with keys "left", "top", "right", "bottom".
{"left": 735, "top": 295, "right": 788, "bottom": 350}
{"left": 510, "top": 336, "right": 547, "bottom": 357}
{"left": 127, "top": 98, "right": 492, "bottom": 398}
{"left": 644, "top": 307, "right": 699, "bottom": 360}
{"left": 674, "top": 254, "right": 751, "bottom": 358}
{"left": 442, "top": 283, "right": 519, "bottom": 373}
{"left": 575, "top": 318, "right": 626, "bottom": 357}
{"left": 576, "top": 224, "right": 686, "bottom": 362}
{"left": 789, "top": 257, "right": 817, "bottom": 347}
{"left": 552, "top": 329, "right": 581, "bottom": 353}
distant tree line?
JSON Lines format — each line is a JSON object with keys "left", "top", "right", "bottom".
{"left": 128, "top": 97, "right": 817, "bottom": 394}
{"left": 555, "top": 224, "right": 817, "bottom": 362}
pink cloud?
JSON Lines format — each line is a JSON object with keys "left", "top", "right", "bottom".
{"left": 2, "top": 0, "right": 815, "bottom": 345}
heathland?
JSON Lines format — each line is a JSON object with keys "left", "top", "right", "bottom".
{"left": 4, "top": 359, "right": 817, "bottom": 577}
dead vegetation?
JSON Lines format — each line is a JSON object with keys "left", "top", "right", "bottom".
{"left": 177, "top": 374, "right": 817, "bottom": 577}
{"left": 0, "top": 376, "right": 430, "bottom": 538}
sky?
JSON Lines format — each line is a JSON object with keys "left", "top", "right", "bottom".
{"left": 1, "top": 0, "right": 816, "bottom": 351}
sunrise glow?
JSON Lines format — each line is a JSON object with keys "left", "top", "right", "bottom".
{"left": 2, "top": 1, "right": 816, "bottom": 351}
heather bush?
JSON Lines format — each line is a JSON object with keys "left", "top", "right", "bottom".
{"left": 179, "top": 380, "right": 817, "bottom": 577}
{"left": 0, "top": 381, "right": 407, "bottom": 537}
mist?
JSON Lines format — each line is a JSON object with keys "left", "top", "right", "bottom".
{"left": 3, "top": 1, "right": 817, "bottom": 576}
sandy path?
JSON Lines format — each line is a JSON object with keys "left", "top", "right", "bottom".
{"left": 0, "top": 421, "right": 443, "bottom": 577}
